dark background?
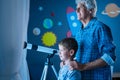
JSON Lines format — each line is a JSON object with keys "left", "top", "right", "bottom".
{"left": 27, "top": 0, "right": 120, "bottom": 80}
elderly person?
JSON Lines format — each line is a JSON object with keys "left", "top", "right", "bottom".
{"left": 68, "top": 0, "right": 116, "bottom": 80}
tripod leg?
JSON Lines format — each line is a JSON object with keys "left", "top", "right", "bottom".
{"left": 51, "top": 65, "right": 58, "bottom": 78}
{"left": 40, "top": 65, "right": 48, "bottom": 80}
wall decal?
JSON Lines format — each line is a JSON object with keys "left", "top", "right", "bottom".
{"left": 33, "top": 27, "right": 41, "bottom": 36}
{"left": 43, "top": 18, "right": 53, "bottom": 29}
{"left": 66, "top": 7, "right": 81, "bottom": 36}
{"left": 102, "top": 3, "right": 120, "bottom": 17}
{"left": 41, "top": 32, "right": 57, "bottom": 47}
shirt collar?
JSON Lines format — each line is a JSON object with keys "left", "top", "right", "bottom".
{"left": 80, "top": 17, "right": 97, "bottom": 30}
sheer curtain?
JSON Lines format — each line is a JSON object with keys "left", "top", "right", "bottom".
{"left": 0, "top": 0, "right": 30, "bottom": 80}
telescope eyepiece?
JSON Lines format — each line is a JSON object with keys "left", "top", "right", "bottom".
{"left": 53, "top": 50, "right": 57, "bottom": 54}
{"left": 23, "top": 41, "right": 27, "bottom": 49}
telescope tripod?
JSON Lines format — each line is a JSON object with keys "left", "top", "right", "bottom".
{"left": 40, "top": 54, "right": 58, "bottom": 80}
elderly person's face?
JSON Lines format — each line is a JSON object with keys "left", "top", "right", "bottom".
{"left": 76, "top": 3, "right": 91, "bottom": 21}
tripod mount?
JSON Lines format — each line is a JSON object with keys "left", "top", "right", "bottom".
{"left": 40, "top": 50, "right": 58, "bottom": 80}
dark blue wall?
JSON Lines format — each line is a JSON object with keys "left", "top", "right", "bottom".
{"left": 27, "top": 0, "right": 120, "bottom": 80}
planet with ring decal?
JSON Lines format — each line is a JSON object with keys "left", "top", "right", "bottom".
{"left": 102, "top": 3, "right": 120, "bottom": 17}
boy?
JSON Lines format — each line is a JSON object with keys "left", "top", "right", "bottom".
{"left": 58, "top": 38, "right": 81, "bottom": 80}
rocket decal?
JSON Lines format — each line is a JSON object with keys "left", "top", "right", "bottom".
{"left": 66, "top": 7, "right": 81, "bottom": 36}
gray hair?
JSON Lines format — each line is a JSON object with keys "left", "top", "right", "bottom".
{"left": 75, "top": 0, "right": 97, "bottom": 17}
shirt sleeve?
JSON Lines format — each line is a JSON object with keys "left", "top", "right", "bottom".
{"left": 97, "top": 23, "right": 116, "bottom": 66}
{"left": 101, "top": 53, "right": 114, "bottom": 65}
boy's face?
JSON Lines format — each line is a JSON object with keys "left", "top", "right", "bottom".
{"left": 58, "top": 45, "right": 71, "bottom": 61}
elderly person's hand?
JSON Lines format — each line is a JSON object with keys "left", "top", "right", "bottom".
{"left": 69, "top": 60, "right": 85, "bottom": 71}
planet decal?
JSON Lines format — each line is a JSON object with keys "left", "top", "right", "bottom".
{"left": 33, "top": 27, "right": 40, "bottom": 36}
{"left": 102, "top": 3, "right": 120, "bottom": 17}
{"left": 43, "top": 18, "right": 53, "bottom": 29}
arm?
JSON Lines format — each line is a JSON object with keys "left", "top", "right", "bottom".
{"left": 83, "top": 24, "right": 116, "bottom": 70}
{"left": 69, "top": 24, "right": 116, "bottom": 71}
{"left": 97, "top": 25, "right": 116, "bottom": 65}
{"left": 80, "top": 58, "right": 107, "bottom": 71}
{"left": 69, "top": 59, "right": 107, "bottom": 71}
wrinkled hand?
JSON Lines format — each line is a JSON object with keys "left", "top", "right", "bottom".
{"left": 69, "top": 60, "right": 85, "bottom": 71}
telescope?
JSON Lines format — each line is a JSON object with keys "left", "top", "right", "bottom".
{"left": 23, "top": 41, "right": 58, "bottom": 57}
{"left": 24, "top": 41, "right": 59, "bottom": 80}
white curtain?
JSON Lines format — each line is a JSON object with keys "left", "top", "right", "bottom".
{"left": 0, "top": 0, "right": 30, "bottom": 80}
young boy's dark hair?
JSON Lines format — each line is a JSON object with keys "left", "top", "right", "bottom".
{"left": 59, "top": 37, "right": 78, "bottom": 58}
